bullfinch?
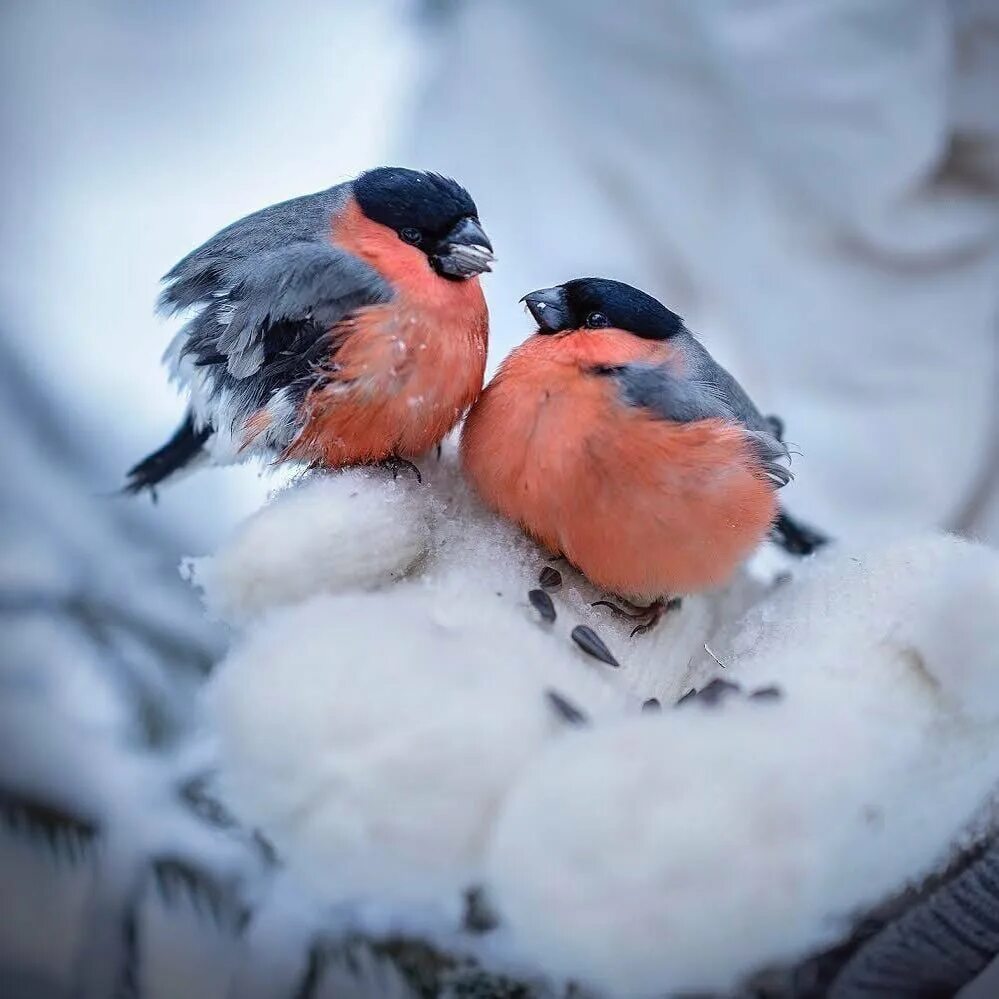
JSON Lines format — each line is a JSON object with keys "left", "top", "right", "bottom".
{"left": 126, "top": 167, "right": 493, "bottom": 492}
{"left": 460, "top": 278, "right": 824, "bottom": 633}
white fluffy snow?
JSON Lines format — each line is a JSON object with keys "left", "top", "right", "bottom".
{"left": 196, "top": 452, "right": 999, "bottom": 996}
{"left": 185, "top": 471, "right": 431, "bottom": 625}
{"left": 191, "top": 448, "right": 758, "bottom": 698}
{"left": 204, "top": 585, "right": 626, "bottom": 914}
{"left": 486, "top": 535, "right": 999, "bottom": 996}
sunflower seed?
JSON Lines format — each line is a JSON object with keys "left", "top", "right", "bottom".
{"left": 696, "top": 678, "right": 742, "bottom": 705}
{"left": 539, "top": 566, "right": 563, "bottom": 590}
{"left": 675, "top": 678, "right": 742, "bottom": 708}
{"left": 571, "top": 625, "right": 620, "bottom": 668}
{"left": 749, "top": 684, "right": 783, "bottom": 701}
{"left": 528, "top": 588, "right": 556, "bottom": 622}
{"left": 546, "top": 689, "right": 589, "bottom": 725}
{"left": 642, "top": 698, "right": 661, "bottom": 712}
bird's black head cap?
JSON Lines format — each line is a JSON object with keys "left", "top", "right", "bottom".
{"left": 354, "top": 167, "right": 493, "bottom": 279}
{"left": 522, "top": 278, "right": 684, "bottom": 339}
{"left": 355, "top": 168, "right": 477, "bottom": 234}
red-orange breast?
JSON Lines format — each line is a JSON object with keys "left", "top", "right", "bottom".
{"left": 127, "top": 167, "right": 492, "bottom": 493}
{"left": 285, "top": 197, "right": 487, "bottom": 466}
{"left": 460, "top": 278, "right": 791, "bottom": 598}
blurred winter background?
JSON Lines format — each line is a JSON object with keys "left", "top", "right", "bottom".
{"left": 1, "top": 0, "right": 997, "bottom": 996}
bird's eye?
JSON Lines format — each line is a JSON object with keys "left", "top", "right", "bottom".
{"left": 585, "top": 311, "right": 610, "bottom": 328}
{"left": 400, "top": 227, "right": 422, "bottom": 245}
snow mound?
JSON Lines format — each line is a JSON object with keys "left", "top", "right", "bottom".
{"left": 484, "top": 534, "right": 999, "bottom": 997}
{"left": 184, "top": 470, "right": 431, "bottom": 625}
{"left": 203, "top": 582, "right": 627, "bottom": 914}
{"left": 189, "top": 448, "right": 758, "bottom": 698}
{"left": 192, "top": 448, "right": 999, "bottom": 995}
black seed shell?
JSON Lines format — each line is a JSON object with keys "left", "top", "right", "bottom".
{"left": 545, "top": 689, "right": 589, "bottom": 725}
{"left": 528, "top": 589, "right": 556, "bottom": 622}
{"left": 571, "top": 625, "right": 620, "bottom": 668}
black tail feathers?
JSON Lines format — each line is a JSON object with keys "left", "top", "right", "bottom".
{"left": 771, "top": 508, "right": 830, "bottom": 557}
{"left": 124, "top": 413, "right": 210, "bottom": 496}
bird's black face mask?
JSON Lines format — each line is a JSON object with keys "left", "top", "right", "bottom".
{"left": 355, "top": 167, "right": 494, "bottom": 280}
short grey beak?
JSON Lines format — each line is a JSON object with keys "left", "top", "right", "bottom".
{"left": 521, "top": 286, "right": 569, "bottom": 333}
{"left": 436, "top": 217, "right": 495, "bottom": 278}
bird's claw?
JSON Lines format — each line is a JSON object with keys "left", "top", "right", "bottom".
{"left": 381, "top": 457, "right": 422, "bottom": 483}
{"left": 592, "top": 596, "right": 682, "bottom": 637}
{"left": 590, "top": 599, "right": 645, "bottom": 620}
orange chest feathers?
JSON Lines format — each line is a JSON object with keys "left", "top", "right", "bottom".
{"left": 289, "top": 202, "right": 489, "bottom": 465}
{"left": 460, "top": 333, "right": 777, "bottom": 597}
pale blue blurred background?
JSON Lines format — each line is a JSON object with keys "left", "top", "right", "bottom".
{"left": 3, "top": 0, "right": 998, "bottom": 553}
{"left": 1, "top": 0, "right": 417, "bottom": 550}
{"left": 5, "top": 0, "right": 999, "bottom": 557}
{"left": 1, "top": 2, "right": 998, "bottom": 996}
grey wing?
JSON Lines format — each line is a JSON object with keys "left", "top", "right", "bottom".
{"left": 602, "top": 341, "right": 792, "bottom": 488}
{"left": 163, "top": 225, "right": 391, "bottom": 457}
{"left": 184, "top": 240, "right": 391, "bottom": 378}
{"left": 159, "top": 185, "right": 350, "bottom": 314}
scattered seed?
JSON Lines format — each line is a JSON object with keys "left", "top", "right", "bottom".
{"left": 675, "top": 678, "right": 741, "bottom": 708}
{"left": 642, "top": 698, "right": 661, "bottom": 713}
{"left": 697, "top": 678, "right": 742, "bottom": 705}
{"left": 545, "top": 689, "right": 589, "bottom": 726}
{"left": 539, "top": 566, "right": 563, "bottom": 590}
{"left": 571, "top": 625, "right": 620, "bottom": 668}
{"left": 528, "top": 588, "right": 556, "bottom": 622}
{"left": 749, "top": 685, "right": 783, "bottom": 701}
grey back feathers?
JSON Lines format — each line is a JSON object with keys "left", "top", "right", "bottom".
{"left": 599, "top": 332, "right": 792, "bottom": 487}
{"left": 210, "top": 242, "right": 389, "bottom": 377}
{"left": 159, "top": 182, "right": 391, "bottom": 460}
{"left": 160, "top": 185, "right": 349, "bottom": 312}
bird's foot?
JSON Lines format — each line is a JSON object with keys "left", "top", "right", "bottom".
{"left": 590, "top": 596, "right": 655, "bottom": 621}
{"left": 628, "top": 597, "right": 683, "bottom": 637}
{"left": 380, "top": 456, "right": 422, "bottom": 483}
{"left": 591, "top": 596, "right": 682, "bottom": 637}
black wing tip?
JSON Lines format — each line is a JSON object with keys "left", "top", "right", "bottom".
{"left": 122, "top": 467, "right": 160, "bottom": 498}
{"left": 772, "top": 509, "right": 831, "bottom": 556}
{"left": 122, "top": 454, "right": 167, "bottom": 500}
{"left": 123, "top": 415, "right": 210, "bottom": 498}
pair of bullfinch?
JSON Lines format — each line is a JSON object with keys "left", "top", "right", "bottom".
{"left": 128, "top": 167, "right": 824, "bottom": 629}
